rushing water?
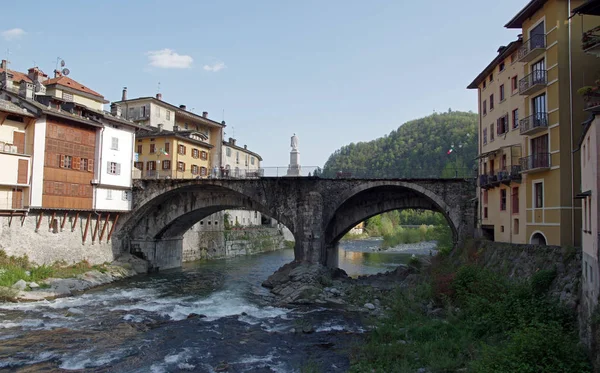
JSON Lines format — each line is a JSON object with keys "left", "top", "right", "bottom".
{"left": 0, "top": 238, "right": 425, "bottom": 372}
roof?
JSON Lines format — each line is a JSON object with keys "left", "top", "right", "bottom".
{"left": 43, "top": 75, "right": 104, "bottom": 99}
{"left": 135, "top": 129, "right": 214, "bottom": 149}
{"left": 115, "top": 97, "right": 225, "bottom": 128}
{"left": 0, "top": 99, "right": 35, "bottom": 117}
{"left": 0, "top": 68, "right": 32, "bottom": 84}
{"left": 573, "top": 0, "right": 600, "bottom": 16}
{"left": 467, "top": 38, "right": 522, "bottom": 89}
{"left": 505, "top": 0, "right": 548, "bottom": 28}
{"left": 222, "top": 141, "right": 263, "bottom": 161}
{"left": 576, "top": 113, "right": 596, "bottom": 151}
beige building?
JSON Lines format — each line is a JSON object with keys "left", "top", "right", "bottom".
{"left": 469, "top": 38, "right": 528, "bottom": 243}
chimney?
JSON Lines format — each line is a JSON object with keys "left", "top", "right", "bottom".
{"left": 173, "top": 124, "right": 178, "bottom": 132}
{"left": 158, "top": 123, "right": 164, "bottom": 132}
{"left": 202, "top": 111, "right": 208, "bottom": 118}
{"left": 122, "top": 87, "right": 127, "bottom": 101}
{"left": 179, "top": 104, "right": 186, "bottom": 110}
{"left": 244, "top": 145, "right": 247, "bottom": 149}
{"left": 156, "top": 93, "right": 162, "bottom": 100}
{"left": 1, "top": 60, "right": 6, "bottom": 69}
{"left": 229, "top": 137, "right": 236, "bottom": 146}
{"left": 54, "top": 69, "right": 62, "bottom": 78}
{"left": 110, "top": 103, "right": 122, "bottom": 117}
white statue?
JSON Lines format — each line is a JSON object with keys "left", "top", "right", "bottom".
{"left": 291, "top": 133, "right": 299, "bottom": 151}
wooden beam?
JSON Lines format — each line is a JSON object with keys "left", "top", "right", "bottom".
{"left": 92, "top": 214, "right": 100, "bottom": 243}
{"left": 82, "top": 213, "right": 91, "bottom": 244}
{"left": 71, "top": 212, "right": 79, "bottom": 232}
{"left": 48, "top": 211, "right": 56, "bottom": 231}
{"left": 107, "top": 214, "right": 119, "bottom": 242}
{"left": 99, "top": 213, "right": 110, "bottom": 243}
{"left": 21, "top": 214, "right": 26, "bottom": 227}
{"left": 60, "top": 211, "right": 68, "bottom": 231}
{"left": 8, "top": 211, "right": 13, "bottom": 227}
{"left": 35, "top": 211, "right": 44, "bottom": 232}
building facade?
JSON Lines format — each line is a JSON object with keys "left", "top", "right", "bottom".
{"left": 469, "top": 38, "right": 528, "bottom": 244}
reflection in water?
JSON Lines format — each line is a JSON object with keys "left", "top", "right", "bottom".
{"left": 338, "top": 238, "right": 421, "bottom": 277}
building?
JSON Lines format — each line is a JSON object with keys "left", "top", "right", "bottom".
{"left": 115, "top": 90, "right": 225, "bottom": 175}
{"left": 468, "top": 38, "right": 528, "bottom": 244}
{"left": 572, "top": 0, "right": 600, "bottom": 342}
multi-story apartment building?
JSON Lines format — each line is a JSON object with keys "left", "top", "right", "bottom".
{"left": 469, "top": 38, "right": 528, "bottom": 243}
{"left": 499, "top": 0, "right": 600, "bottom": 246}
{"left": 115, "top": 90, "right": 225, "bottom": 173}
{"left": 572, "top": 0, "right": 600, "bottom": 341}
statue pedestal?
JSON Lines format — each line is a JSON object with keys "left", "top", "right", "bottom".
{"left": 287, "top": 150, "right": 301, "bottom": 176}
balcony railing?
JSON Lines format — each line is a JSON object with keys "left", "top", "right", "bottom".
{"left": 520, "top": 153, "right": 551, "bottom": 173}
{"left": 519, "top": 70, "right": 547, "bottom": 96}
{"left": 520, "top": 112, "right": 548, "bottom": 135}
{"left": 479, "top": 165, "right": 522, "bottom": 189}
{"left": 582, "top": 25, "right": 600, "bottom": 57}
{"left": 518, "top": 34, "right": 546, "bottom": 62}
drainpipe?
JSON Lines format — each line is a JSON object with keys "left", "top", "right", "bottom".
{"left": 569, "top": 0, "right": 575, "bottom": 246}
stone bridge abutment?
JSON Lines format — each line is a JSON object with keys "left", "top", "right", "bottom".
{"left": 114, "top": 178, "right": 475, "bottom": 270}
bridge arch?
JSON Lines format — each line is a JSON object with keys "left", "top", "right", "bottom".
{"left": 323, "top": 181, "right": 460, "bottom": 267}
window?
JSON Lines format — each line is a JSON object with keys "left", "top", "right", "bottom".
{"left": 165, "top": 142, "right": 170, "bottom": 154}
{"left": 501, "top": 154, "right": 507, "bottom": 170}
{"left": 178, "top": 145, "right": 186, "bottom": 155}
{"left": 484, "top": 207, "right": 488, "bottom": 219}
{"left": 81, "top": 158, "right": 89, "bottom": 172}
{"left": 483, "top": 190, "right": 488, "bottom": 204}
{"left": 499, "top": 61, "right": 505, "bottom": 72}
{"left": 106, "top": 190, "right": 112, "bottom": 200}
{"left": 60, "top": 155, "right": 73, "bottom": 169}
{"left": 499, "top": 84, "right": 505, "bottom": 101}
{"left": 147, "top": 161, "right": 156, "bottom": 171}
{"left": 534, "top": 182, "right": 543, "bottom": 208}
{"left": 489, "top": 94, "right": 494, "bottom": 110}
{"left": 200, "top": 166, "right": 207, "bottom": 176}
{"left": 62, "top": 91, "right": 73, "bottom": 101}
{"left": 226, "top": 148, "right": 231, "bottom": 157}
{"left": 514, "top": 219, "right": 519, "bottom": 234}
{"left": 483, "top": 80, "right": 487, "bottom": 89}
{"left": 500, "top": 189, "right": 507, "bottom": 211}
{"left": 531, "top": 134, "right": 549, "bottom": 168}
{"left": 497, "top": 114, "right": 508, "bottom": 135}
{"left": 111, "top": 137, "right": 119, "bottom": 150}
{"left": 137, "top": 144, "right": 142, "bottom": 154}
{"left": 483, "top": 128, "right": 487, "bottom": 144}
{"left": 251, "top": 157, "right": 255, "bottom": 165}
{"left": 178, "top": 161, "right": 185, "bottom": 172}
{"left": 162, "top": 160, "right": 171, "bottom": 170}
{"left": 122, "top": 190, "right": 130, "bottom": 201}
{"left": 236, "top": 152, "right": 239, "bottom": 164}
{"left": 201, "top": 151, "right": 207, "bottom": 160}
{"left": 489, "top": 73, "right": 493, "bottom": 82}
{"left": 511, "top": 76, "right": 518, "bottom": 91}
{"left": 107, "top": 162, "right": 121, "bottom": 175}
{"left": 150, "top": 144, "right": 156, "bottom": 154}
{"left": 141, "top": 105, "right": 147, "bottom": 117}
{"left": 192, "top": 149, "right": 199, "bottom": 158}
{"left": 512, "top": 109, "right": 519, "bottom": 129}
{"left": 490, "top": 123, "right": 495, "bottom": 141}
{"left": 483, "top": 100, "right": 487, "bottom": 115}
{"left": 501, "top": 226, "right": 505, "bottom": 232}
{"left": 512, "top": 187, "right": 519, "bottom": 213}
{"left": 191, "top": 165, "right": 199, "bottom": 175}
{"left": 134, "top": 162, "right": 143, "bottom": 170}
{"left": 166, "top": 111, "right": 171, "bottom": 120}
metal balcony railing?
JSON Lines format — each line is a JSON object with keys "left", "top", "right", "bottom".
{"left": 520, "top": 153, "right": 551, "bottom": 173}
{"left": 518, "top": 34, "right": 546, "bottom": 62}
{"left": 519, "top": 70, "right": 547, "bottom": 95}
{"left": 520, "top": 112, "right": 548, "bottom": 135}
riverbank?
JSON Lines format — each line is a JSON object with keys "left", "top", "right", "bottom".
{"left": 1, "top": 254, "right": 148, "bottom": 302}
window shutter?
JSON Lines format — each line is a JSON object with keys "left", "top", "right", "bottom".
{"left": 88, "top": 159, "right": 94, "bottom": 173}
{"left": 60, "top": 155, "right": 65, "bottom": 168}
{"left": 107, "top": 161, "right": 111, "bottom": 173}
{"left": 116, "top": 163, "right": 121, "bottom": 175}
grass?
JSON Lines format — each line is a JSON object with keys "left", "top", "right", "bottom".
{"left": 349, "top": 262, "right": 591, "bottom": 372}
{"left": 0, "top": 249, "right": 109, "bottom": 290}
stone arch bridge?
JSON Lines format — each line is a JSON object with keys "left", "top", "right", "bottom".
{"left": 114, "top": 178, "right": 475, "bottom": 270}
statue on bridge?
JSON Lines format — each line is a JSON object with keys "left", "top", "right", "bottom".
{"left": 287, "top": 133, "right": 301, "bottom": 176}
{"left": 291, "top": 133, "right": 299, "bottom": 151}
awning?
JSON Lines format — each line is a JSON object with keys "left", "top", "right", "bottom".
{"left": 573, "top": 0, "right": 600, "bottom": 16}
{"left": 575, "top": 190, "right": 592, "bottom": 199}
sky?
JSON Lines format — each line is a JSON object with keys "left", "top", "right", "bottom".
{"left": 1, "top": 0, "right": 527, "bottom": 167}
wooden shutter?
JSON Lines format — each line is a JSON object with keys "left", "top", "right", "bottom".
{"left": 12, "top": 189, "right": 23, "bottom": 209}
{"left": 73, "top": 157, "right": 81, "bottom": 170}
{"left": 60, "top": 155, "right": 65, "bottom": 168}
{"left": 146, "top": 162, "right": 150, "bottom": 170}
{"left": 17, "top": 159, "right": 28, "bottom": 184}
{"left": 12, "top": 132, "right": 25, "bottom": 154}
{"left": 88, "top": 159, "right": 94, "bottom": 172}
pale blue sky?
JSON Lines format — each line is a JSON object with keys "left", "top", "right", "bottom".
{"left": 1, "top": 0, "right": 526, "bottom": 167}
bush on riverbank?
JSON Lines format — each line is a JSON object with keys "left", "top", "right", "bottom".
{"left": 350, "top": 263, "right": 590, "bottom": 372}
{"left": 0, "top": 249, "right": 108, "bottom": 289}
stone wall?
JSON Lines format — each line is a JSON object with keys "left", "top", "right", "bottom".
{"left": 0, "top": 211, "right": 117, "bottom": 265}
{"left": 182, "top": 226, "right": 286, "bottom": 262}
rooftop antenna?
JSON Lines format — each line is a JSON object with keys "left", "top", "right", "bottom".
{"left": 222, "top": 109, "right": 225, "bottom": 122}
{"left": 157, "top": 81, "right": 161, "bottom": 93}
{"left": 232, "top": 126, "right": 235, "bottom": 138}
{"left": 4, "top": 48, "right": 12, "bottom": 67}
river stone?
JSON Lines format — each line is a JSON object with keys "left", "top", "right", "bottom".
{"left": 364, "top": 303, "right": 376, "bottom": 310}
{"left": 112, "top": 254, "right": 149, "bottom": 275}
{"left": 12, "top": 279, "right": 27, "bottom": 290}
{"left": 28, "top": 282, "right": 40, "bottom": 289}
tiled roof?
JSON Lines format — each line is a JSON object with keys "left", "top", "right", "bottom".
{"left": 43, "top": 76, "right": 104, "bottom": 98}
{"left": 0, "top": 68, "right": 32, "bottom": 83}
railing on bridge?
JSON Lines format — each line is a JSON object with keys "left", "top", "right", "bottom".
{"left": 134, "top": 166, "right": 476, "bottom": 180}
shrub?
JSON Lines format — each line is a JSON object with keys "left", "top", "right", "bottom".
{"left": 530, "top": 267, "right": 557, "bottom": 296}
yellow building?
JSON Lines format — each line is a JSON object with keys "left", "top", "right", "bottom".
{"left": 134, "top": 129, "right": 213, "bottom": 179}
{"left": 468, "top": 38, "right": 528, "bottom": 243}
{"left": 498, "top": 0, "right": 600, "bottom": 246}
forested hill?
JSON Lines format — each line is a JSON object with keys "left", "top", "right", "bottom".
{"left": 321, "top": 110, "right": 478, "bottom": 178}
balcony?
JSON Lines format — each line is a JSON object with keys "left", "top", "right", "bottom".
{"left": 479, "top": 165, "right": 522, "bottom": 189}
{"left": 518, "top": 34, "right": 546, "bottom": 62}
{"left": 520, "top": 112, "right": 549, "bottom": 136}
{"left": 520, "top": 153, "right": 551, "bottom": 174}
{"left": 582, "top": 26, "right": 600, "bottom": 57}
{"left": 519, "top": 70, "right": 547, "bottom": 96}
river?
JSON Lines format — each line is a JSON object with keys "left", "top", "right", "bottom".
{"left": 0, "top": 238, "right": 425, "bottom": 372}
